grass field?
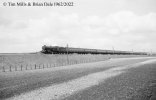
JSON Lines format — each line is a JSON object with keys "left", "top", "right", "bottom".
{"left": 0, "top": 53, "right": 150, "bottom": 72}
{"left": 1, "top": 57, "right": 155, "bottom": 100}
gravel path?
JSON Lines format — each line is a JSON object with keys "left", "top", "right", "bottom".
{"left": 64, "top": 59, "right": 156, "bottom": 100}
{"left": 4, "top": 58, "right": 156, "bottom": 100}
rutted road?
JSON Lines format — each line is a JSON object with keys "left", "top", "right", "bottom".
{"left": 0, "top": 57, "right": 156, "bottom": 100}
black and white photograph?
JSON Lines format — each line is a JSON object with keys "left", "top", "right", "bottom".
{"left": 0, "top": 0, "right": 156, "bottom": 100}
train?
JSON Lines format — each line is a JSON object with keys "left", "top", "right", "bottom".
{"left": 41, "top": 45, "right": 148, "bottom": 55}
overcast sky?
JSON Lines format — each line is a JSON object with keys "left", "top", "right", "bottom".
{"left": 0, "top": 0, "right": 156, "bottom": 53}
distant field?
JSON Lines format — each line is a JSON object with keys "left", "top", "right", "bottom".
{"left": 0, "top": 53, "right": 150, "bottom": 72}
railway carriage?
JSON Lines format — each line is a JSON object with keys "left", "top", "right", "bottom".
{"left": 42, "top": 45, "right": 148, "bottom": 55}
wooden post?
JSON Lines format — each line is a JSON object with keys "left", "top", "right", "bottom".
{"left": 30, "top": 64, "right": 32, "bottom": 70}
{"left": 35, "top": 64, "right": 36, "bottom": 69}
{"left": 21, "top": 65, "right": 23, "bottom": 71}
{"left": 3, "top": 66, "right": 5, "bottom": 72}
{"left": 26, "top": 64, "right": 28, "bottom": 70}
{"left": 10, "top": 66, "right": 12, "bottom": 72}
{"left": 43, "top": 64, "right": 44, "bottom": 69}
{"left": 15, "top": 66, "right": 17, "bottom": 71}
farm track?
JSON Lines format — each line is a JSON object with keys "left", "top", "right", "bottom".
{"left": 64, "top": 59, "right": 156, "bottom": 100}
{"left": 0, "top": 57, "right": 156, "bottom": 100}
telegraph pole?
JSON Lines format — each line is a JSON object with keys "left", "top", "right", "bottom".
{"left": 112, "top": 46, "right": 115, "bottom": 54}
{"left": 1, "top": 56, "right": 4, "bottom": 72}
{"left": 66, "top": 44, "right": 69, "bottom": 64}
{"left": 132, "top": 49, "right": 133, "bottom": 55}
{"left": 150, "top": 49, "right": 153, "bottom": 56}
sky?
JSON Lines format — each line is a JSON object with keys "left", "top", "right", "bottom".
{"left": 0, "top": 0, "right": 156, "bottom": 53}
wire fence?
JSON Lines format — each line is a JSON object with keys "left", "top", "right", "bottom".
{"left": 0, "top": 58, "right": 108, "bottom": 72}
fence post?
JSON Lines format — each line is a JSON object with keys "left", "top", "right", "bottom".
{"left": 21, "top": 65, "right": 23, "bottom": 71}
{"left": 35, "top": 64, "right": 36, "bottom": 69}
{"left": 43, "top": 64, "right": 44, "bottom": 69}
{"left": 10, "top": 66, "right": 12, "bottom": 72}
{"left": 15, "top": 66, "right": 17, "bottom": 71}
{"left": 26, "top": 64, "right": 28, "bottom": 70}
{"left": 3, "top": 66, "right": 5, "bottom": 72}
{"left": 30, "top": 64, "right": 32, "bottom": 70}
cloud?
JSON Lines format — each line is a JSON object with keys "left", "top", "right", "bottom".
{"left": 0, "top": 11, "right": 156, "bottom": 53}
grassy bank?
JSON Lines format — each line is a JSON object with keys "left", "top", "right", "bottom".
{"left": 0, "top": 53, "right": 149, "bottom": 72}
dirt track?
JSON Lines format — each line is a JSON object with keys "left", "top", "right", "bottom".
{"left": 64, "top": 59, "right": 156, "bottom": 100}
{"left": 0, "top": 57, "right": 156, "bottom": 100}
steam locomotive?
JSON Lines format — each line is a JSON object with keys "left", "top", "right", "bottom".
{"left": 41, "top": 45, "right": 148, "bottom": 55}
